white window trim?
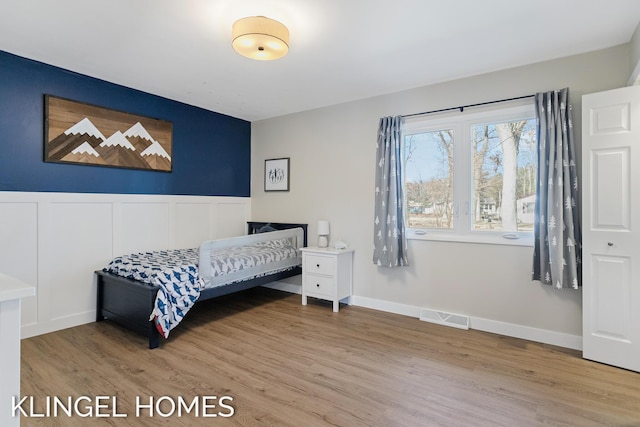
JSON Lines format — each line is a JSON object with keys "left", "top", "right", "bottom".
{"left": 402, "top": 102, "right": 536, "bottom": 247}
{"left": 407, "top": 228, "right": 535, "bottom": 246}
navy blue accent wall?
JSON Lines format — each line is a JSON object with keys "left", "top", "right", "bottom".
{"left": 0, "top": 50, "right": 250, "bottom": 196}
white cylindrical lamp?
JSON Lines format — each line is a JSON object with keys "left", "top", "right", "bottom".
{"left": 317, "top": 220, "right": 330, "bottom": 248}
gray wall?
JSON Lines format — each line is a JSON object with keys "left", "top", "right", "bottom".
{"left": 250, "top": 44, "right": 630, "bottom": 341}
{"left": 630, "top": 22, "right": 640, "bottom": 84}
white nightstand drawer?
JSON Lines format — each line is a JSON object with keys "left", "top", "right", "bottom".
{"left": 303, "top": 274, "right": 333, "bottom": 298}
{"left": 303, "top": 254, "right": 336, "bottom": 276}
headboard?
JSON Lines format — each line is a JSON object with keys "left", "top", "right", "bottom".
{"left": 247, "top": 222, "right": 308, "bottom": 247}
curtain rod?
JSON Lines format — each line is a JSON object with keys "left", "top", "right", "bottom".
{"left": 401, "top": 94, "right": 535, "bottom": 119}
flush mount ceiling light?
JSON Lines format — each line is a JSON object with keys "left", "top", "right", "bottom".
{"left": 232, "top": 16, "right": 289, "bottom": 60}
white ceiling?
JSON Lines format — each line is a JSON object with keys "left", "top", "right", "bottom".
{"left": 1, "top": 0, "right": 639, "bottom": 121}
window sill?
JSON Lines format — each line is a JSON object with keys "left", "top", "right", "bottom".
{"left": 406, "top": 229, "right": 534, "bottom": 247}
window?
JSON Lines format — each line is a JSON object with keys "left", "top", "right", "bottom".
{"left": 402, "top": 103, "right": 536, "bottom": 245}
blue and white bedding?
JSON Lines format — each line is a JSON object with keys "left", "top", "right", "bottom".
{"left": 204, "top": 238, "right": 300, "bottom": 287}
{"left": 105, "top": 248, "right": 203, "bottom": 339}
{"left": 104, "top": 231, "right": 302, "bottom": 339}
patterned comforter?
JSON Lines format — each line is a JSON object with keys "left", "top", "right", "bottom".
{"left": 104, "top": 238, "right": 299, "bottom": 338}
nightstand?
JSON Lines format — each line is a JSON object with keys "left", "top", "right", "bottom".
{"left": 300, "top": 246, "right": 354, "bottom": 312}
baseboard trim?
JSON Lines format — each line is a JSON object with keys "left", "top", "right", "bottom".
{"left": 22, "top": 311, "right": 96, "bottom": 339}
{"left": 350, "top": 295, "right": 582, "bottom": 351}
{"left": 262, "top": 281, "right": 302, "bottom": 295}
{"left": 468, "top": 317, "right": 582, "bottom": 350}
{"left": 351, "top": 295, "right": 420, "bottom": 318}
{"left": 22, "top": 285, "right": 582, "bottom": 350}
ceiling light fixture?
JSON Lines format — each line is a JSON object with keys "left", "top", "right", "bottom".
{"left": 232, "top": 16, "right": 289, "bottom": 61}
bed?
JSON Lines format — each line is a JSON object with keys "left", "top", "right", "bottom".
{"left": 95, "top": 221, "right": 308, "bottom": 348}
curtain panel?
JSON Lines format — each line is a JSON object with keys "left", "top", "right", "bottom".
{"left": 373, "top": 116, "right": 409, "bottom": 267}
{"left": 532, "top": 88, "right": 582, "bottom": 289}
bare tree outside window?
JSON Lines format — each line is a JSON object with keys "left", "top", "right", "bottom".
{"left": 404, "top": 129, "right": 454, "bottom": 229}
{"left": 403, "top": 105, "right": 536, "bottom": 238}
{"left": 472, "top": 119, "right": 536, "bottom": 232}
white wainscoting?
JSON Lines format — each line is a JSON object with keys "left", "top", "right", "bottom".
{"left": 0, "top": 191, "right": 251, "bottom": 338}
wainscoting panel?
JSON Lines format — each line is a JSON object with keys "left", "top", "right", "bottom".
{"left": 117, "top": 202, "right": 171, "bottom": 254}
{"left": 174, "top": 202, "right": 213, "bottom": 249}
{"left": 0, "top": 192, "right": 250, "bottom": 338}
{"left": 215, "top": 202, "right": 252, "bottom": 239}
{"left": 38, "top": 201, "right": 113, "bottom": 323}
{"left": 0, "top": 200, "right": 38, "bottom": 328}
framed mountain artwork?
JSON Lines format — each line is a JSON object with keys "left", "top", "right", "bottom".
{"left": 44, "top": 95, "right": 173, "bottom": 172}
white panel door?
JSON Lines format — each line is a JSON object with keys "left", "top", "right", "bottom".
{"left": 582, "top": 85, "right": 640, "bottom": 372}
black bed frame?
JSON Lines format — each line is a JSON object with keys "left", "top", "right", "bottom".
{"left": 95, "top": 221, "right": 308, "bottom": 349}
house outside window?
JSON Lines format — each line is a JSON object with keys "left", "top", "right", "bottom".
{"left": 402, "top": 103, "right": 536, "bottom": 245}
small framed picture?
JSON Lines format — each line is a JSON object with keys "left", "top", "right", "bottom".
{"left": 264, "top": 157, "right": 290, "bottom": 192}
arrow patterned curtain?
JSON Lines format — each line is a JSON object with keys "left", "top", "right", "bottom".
{"left": 373, "top": 116, "right": 408, "bottom": 267}
{"left": 532, "top": 88, "right": 582, "bottom": 289}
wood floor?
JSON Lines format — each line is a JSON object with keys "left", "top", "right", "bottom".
{"left": 21, "top": 287, "right": 640, "bottom": 427}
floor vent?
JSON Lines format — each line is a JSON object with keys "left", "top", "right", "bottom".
{"left": 419, "top": 308, "right": 469, "bottom": 330}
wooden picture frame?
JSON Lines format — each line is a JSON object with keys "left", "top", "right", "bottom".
{"left": 44, "top": 95, "right": 173, "bottom": 172}
{"left": 264, "top": 157, "right": 290, "bottom": 191}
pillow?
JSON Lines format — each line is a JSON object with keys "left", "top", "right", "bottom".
{"left": 257, "top": 224, "right": 278, "bottom": 233}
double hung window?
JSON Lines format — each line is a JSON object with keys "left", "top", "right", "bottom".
{"left": 402, "top": 103, "right": 536, "bottom": 245}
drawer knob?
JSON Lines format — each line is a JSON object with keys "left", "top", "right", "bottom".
{"left": 316, "top": 283, "right": 320, "bottom": 287}
{"left": 316, "top": 263, "right": 320, "bottom": 268}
